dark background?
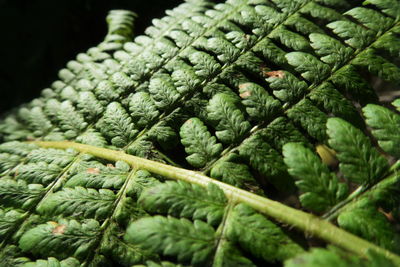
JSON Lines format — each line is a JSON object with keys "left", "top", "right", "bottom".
{"left": 0, "top": 0, "right": 183, "bottom": 115}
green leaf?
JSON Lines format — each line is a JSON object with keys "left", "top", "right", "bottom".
{"left": 330, "top": 65, "right": 378, "bottom": 105}
{"left": 363, "top": 0, "right": 400, "bottom": 19}
{"left": 210, "top": 154, "right": 262, "bottom": 193}
{"left": 180, "top": 118, "right": 223, "bottom": 168}
{"left": 308, "top": 82, "right": 363, "bottom": 128}
{"left": 77, "top": 92, "right": 104, "bottom": 121}
{"left": 344, "top": 7, "right": 393, "bottom": 33}
{"left": 100, "top": 224, "right": 153, "bottom": 266}
{"left": 110, "top": 71, "right": 135, "bottom": 93}
{"left": 227, "top": 204, "right": 304, "bottom": 262}
{"left": 0, "top": 153, "right": 21, "bottom": 174}
{"left": 76, "top": 129, "right": 108, "bottom": 147}
{"left": 0, "top": 208, "right": 24, "bottom": 239}
{"left": 287, "top": 99, "right": 328, "bottom": 143}
{"left": 270, "top": 26, "right": 312, "bottom": 52}
{"left": 300, "top": 2, "right": 343, "bottom": 22}
{"left": 373, "top": 32, "right": 400, "bottom": 58}
{"left": 283, "top": 143, "right": 348, "bottom": 212}
{"left": 212, "top": 241, "right": 256, "bottom": 267}
{"left": 19, "top": 219, "right": 100, "bottom": 260}
{"left": 393, "top": 98, "right": 400, "bottom": 111}
{"left": 0, "top": 142, "right": 37, "bottom": 156}
{"left": 18, "top": 107, "right": 53, "bottom": 137}
{"left": 267, "top": 71, "right": 308, "bottom": 103}
{"left": 15, "top": 162, "right": 63, "bottom": 186}
{"left": 26, "top": 148, "right": 77, "bottom": 167}
{"left": 338, "top": 201, "right": 400, "bottom": 253}
{"left": 0, "top": 245, "right": 30, "bottom": 267}
{"left": 326, "top": 118, "right": 390, "bottom": 184}
{"left": 363, "top": 104, "right": 400, "bottom": 158}
{"left": 65, "top": 161, "right": 130, "bottom": 189}
{"left": 37, "top": 187, "right": 116, "bottom": 220}
{"left": 238, "top": 133, "right": 293, "bottom": 192}
{"left": 260, "top": 117, "right": 309, "bottom": 150}
{"left": 125, "top": 216, "right": 215, "bottom": 266}
{"left": 44, "top": 100, "right": 87, "bottom": 139}
{"left": 96, "top": 102, "right": 137, "bottom": 147}
{"left": 188, "top": 50, "right": 221, "bottom": 79}
{"left": 238, "top": 82, "right": 282, "bottom": 122}
{"left": 0, "top": 179, "right": 44, "bottom": 209}
{"left": 22, "top": 257, "right": 80, "bottom": 267}
{"left": 132, "top": 261, "right": 185, "bottom": 267}
{"left": 309, "top": 33, "right": 353, "bottom": 70}
{"left": 129, "top": 92, "right": 160, "bottom": 128}
{"left": 285, "top": 52, "right": 331, "bottom": 83}
{"left": 327, "top": 20, "right": 374, "bottom": 49}
{"left": 353, "top": 48, "right": 400, "bottom": 85}
{"left": 125, "top": 170, "right": 161, "bottom": 200}
{"left": 207, "top": 37, "right": 240, "bottom": 64}
{"left": 139, "top": 181, "right": 227, "bottom": 226}
{"left": 284, "top": 247, "right": 396, "bottom": 267}
{"left": 207, "top": 93, "right": 251, "bottom": 144}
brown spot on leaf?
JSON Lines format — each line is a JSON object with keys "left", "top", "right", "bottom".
{"left": 378, "top": 207, "right": 395, "bottom": 222}
{"left": 238, "top": 83, "right": 251, "bottom": 90}
{"left": 240, "top": 91, "right": 252, "bottom": 99}
{"left": 87, "top": 168, "right": 100, "bottom": 174}
{"left": 52, "top": 224, "right": 66, "bottom": 235}
{"left": 265, "top": 70, "right": 285, "bottom": 78}
{"left": 106, "top": 164, "right": 115, "bottom": 168}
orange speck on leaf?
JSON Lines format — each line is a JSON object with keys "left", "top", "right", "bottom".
{"left": 240, "top": 91, "right": 252, "bottom": 99}
{"left": 265, "top": 70, "right": 285, "bottom": 78}
{"left": 52, "top": 224, "right": 66, "bottom": 235}
{"left": 87, "top": 168, "right": 100, "bottom": 174}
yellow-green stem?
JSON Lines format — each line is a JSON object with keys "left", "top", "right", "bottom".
{"left": 30, "top": 141, "right": 400, "bottom": 265}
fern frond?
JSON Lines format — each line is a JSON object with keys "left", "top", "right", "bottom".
{"left": 65, "top": 160, "right": 130, "bottom": 189}
{"left": 226, "top": 203, "right": 304, "bottom": 262}
{"left": 283, "top": 143, "right": 348, "bottom": 212}
{"left": 125, "top": 216, "right": 215, "bottom": 266}
{"left": 1, "top": 0, "right": 400, "bottom": 265}
{"left": 37, "top": 187, "right": 116, "bottom": 220}
{"left": 326, "top": 118, "right": 390, "bottom": 184}
{"left": 179, "top": 118, "right": 223, "bottom": 168}
{"left": 22, "top": 257, "right": 80, "bottom": 267}
{"left": 19, "top": 219, "right": 100, "bottom": 260}
{"left": 363, "top": 104, "right": 400, "bottom": 158}
{"left": 139, "top": 181, "right": 226, "bottom": 226}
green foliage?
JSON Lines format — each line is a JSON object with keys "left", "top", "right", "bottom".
{"left": 226, "top": 204, "right": 304, "bottom": 262}
{"left": 22, "top": 257, "right": 80, "bottom": 267}
{"left": 0, "top": 208, "right": 25, "bottom": 239}
{"left": 0, "top": 0, "right": 400, "bottom": 266}
{"left": 15, "top": 162, "right": 63, "bottom": 186}
{"left": 283, "top": 143, "right": 348, "bottom": 212}
{"left": 363, "top": 104, "right": 400, "bottom": 158}
{"left": 285, "top": 247, "right": 396, "bottom": 267}
{"left": 285, "top": 52, "right": 330, "bottom": 83}
{"left": 179, "top": 118, "right": 222, "bottom": 168}
{"left": 337, "top": 200, "right": 400, "bottom": 253}
{"left": 125, "top": 216, "right": 215, "bottom": 266}
{"left": 327, "top": 118, "right": 390, "bottom": 184}
{"left": 37, "top": 187, "right": 116, "bottom": 220}
{"left": 238, "top": 82, "right": 282, "bottom": 122}
{"left": 65, "top": 160, "right": 130, "bottom": 189}
{"left": 139, "top": 181, "right": 226, "bottom": 226}
{"left": 210, "top": 153, "right": 262, "bottom": 193}
{"left": 19, "top": 219, "right": 100, "bottom": 260}
{"left": 0, "top": 179, "right": 44, "bottom": 210}
{"left": 129, "top": 92, "right": 160, "bottom": 128}
{"left": 206, "top": 93, "right": 251, "bottom": 144}
{"left": 96, "top": 102, "right": 138, "bottom": 147}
